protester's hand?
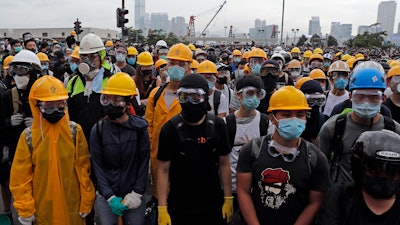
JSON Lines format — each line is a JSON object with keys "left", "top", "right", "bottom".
{"left": 18, "top": 215, "right": 35, "bottom": 225}
{"left": 123, "top": 191, "right": 142, "bottom": 209}
{"left": 108, "top": 196, "right": 129, "bottom": 216}
{"left": 24, "top": 117, "right": 33, "bottom": 127}
{"left": 11, "top": 113, "right": 24, "bottom": 126}
{"left": 158, "top": 206, "right": 171, "bottom": 225}
{"left": 79, "top": 212, "right": 89, "bottom": 218}
{"left": 222, "top": 196, "right": 234, "bottom": 223}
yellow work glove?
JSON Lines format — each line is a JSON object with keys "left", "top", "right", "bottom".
{"left": 158, "top": 206, "right": 172, "bottom": 225}
{"left": 222, "top": 196, "right": 234, "bottom": 223}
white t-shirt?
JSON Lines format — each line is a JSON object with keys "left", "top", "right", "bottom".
{"left": 208, "top": 90, "right": 229, "bottom": 116}
{"left": 322, "top": 90, "right": 349, "bottom": 116}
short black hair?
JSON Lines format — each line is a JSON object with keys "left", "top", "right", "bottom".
{"left": 235, "top": 75, "right": 264, "bottom": 91}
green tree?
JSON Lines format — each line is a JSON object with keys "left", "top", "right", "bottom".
{"left": 146, "top": 29, "right": 166, "bottom": 45}
{"left": 164, "top": 32, "right": 181, "bottom": 45}
{"left": 124, "top": 27, "right": 145, "bottom": 44}
{"left": 327, "top": 35, "right": 338, "bottom": 47}
{"left": 344, "top": 31, "right": 386, "bottom": 48}
{"left": 297, "top": 35, "right": 308, "bottom": 46}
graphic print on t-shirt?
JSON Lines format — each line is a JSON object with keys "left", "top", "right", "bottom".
{"left": 258, "top": 168, "right": 296, "bottom": 209}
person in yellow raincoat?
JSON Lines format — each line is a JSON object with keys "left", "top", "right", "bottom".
{"left": 9, "top": 75, "right": 95, "bottom": 225}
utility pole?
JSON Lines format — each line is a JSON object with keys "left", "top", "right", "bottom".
{"left": 280, "top": 0, "right": 285, "bottom": 45}
{"left": 117, "top": 0, "right": 129, "bottom": 45}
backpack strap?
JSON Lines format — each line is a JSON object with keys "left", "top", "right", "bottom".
{"left": 11, "top": 87, "right": 20, "bottom": 114}
{"left": 170, "top": 113, "right": 216, "bottom": 144}
{"left": 304, "top": 139, "right": 318, "bottom": 175}
{"left": 259, "top": 113, "right": 269, "bottom": 136}
{"left": 330, "top": 113, "right": 347, "bottom": 181}
{"left": 96, "top": 119, "right": 104, "bottom": 144}
{"left": 251, "top": 134, "right": 270, "bottom": 160}
{"left": 213, "top": 91, "right": 221, "bottom": 116}
{"left": 225, "top": 114, "right": 236, "bottom": 148}
{"left": 383, "top": 115, "right": 396, "bottom": 132}
{"left": 153, "top": 82, "right": 169, "bottom": 107}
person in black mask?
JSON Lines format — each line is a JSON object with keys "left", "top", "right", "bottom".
{"left": 257, "top": 60, "right": 281, "bottom": 113}
{"left": 91, "top": 72, "right": 149, "bottom": 225}
{"left": 215, "top": 63, "right": 234, "bottom": 111}
{"left": 157, "top": 73, "right": 234, "bottom": 225}
{"left": 318, "top": 129, "right": 400, "bottom": 225}
{"left": 135, "top": 51, "right": 160, "bottom": 106}
{"left": 299, "top": 79, "right": 326, "bottom": 143}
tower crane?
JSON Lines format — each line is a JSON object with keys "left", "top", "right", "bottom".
{"left": 198, "top": 1, "right": 227, "bottom": 38}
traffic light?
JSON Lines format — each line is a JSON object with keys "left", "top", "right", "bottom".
{"left": 117, "top": 8, "right": 129, "bottom": 28}
{"left": 74, "top": 19, "right": 83, "bottom": 35}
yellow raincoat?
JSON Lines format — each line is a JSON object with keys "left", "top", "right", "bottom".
{"left": 145, "top": 85, "right": 181, "bottom": 198}
{"left": 9, "top": 76, "right": 95, "bottom": 225}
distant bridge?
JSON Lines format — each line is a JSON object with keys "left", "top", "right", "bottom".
{"left": 182, "top": 36, "right": 283, "bottom": 46}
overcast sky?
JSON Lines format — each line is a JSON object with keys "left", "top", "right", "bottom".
{"left": 1, "top": 0, "right": 398, "bottom": 37}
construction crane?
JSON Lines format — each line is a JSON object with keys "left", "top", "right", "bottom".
{"left": 199, "top": 1, "right": 227, "bottom": 38}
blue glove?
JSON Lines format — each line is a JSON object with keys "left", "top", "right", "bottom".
{"left": 108, "top": 196, "right": 129, "bottom": 216}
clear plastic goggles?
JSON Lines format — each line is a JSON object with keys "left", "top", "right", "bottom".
{"left": 288, "top": 68, "right": 301, "bottom": 73}
{"left": 176, "top": 88, "right": 206, "bottom": 104}
{"left": 249, "top": 58, "right": 264, "bottom": 65}
{"left": 37, "top": 100, "right": 67, "bottom": 114}
{"left": 352, "top": 89, "right": 383, "bottom": 104}
{"left": 116, "top": 50, "right": 127, "bottom": 55}
{"left": 267, "top": 145, "right": 299, "bottom": 163}
{"left": 390, "top": 75, "right": 400, "bottom": 83}
{"left": 10, "top": 65, "right": 31, "bottom": 76}
{"left": 331, "top": 71, "right": 350, "bottom": 79}
{"left": 310, "top": 61, "right": 323, "bottom": 68}
{"left": 238, "top": 86, "right": 266, "bottom": 99}
{"left": 261, "top": 67, "right": 280, "bottom": 76}
{"left": 218, "top": 70, "right": 230, "bottom": 78}
{"left": 305, "top": 93, "right": 326, "bottom": 106}
{"left": 100, "top": 94, "right": 126, "bottom": 107}
{"left": 202, "top": 74, "right": 217, "bottom": 83}
{"left": 158, "top": 49, "right": 169, "bottom": 55}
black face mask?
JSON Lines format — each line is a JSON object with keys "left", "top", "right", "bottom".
{"left": 180, "top": 102, "right": 208, "bottom": 123}
{"left": 208, "top": 55, "right": 217, "bottom": 62}
{"left": 364, "top": 175, "right": 400, "bottom": 199}
{"left": 104, "top": 105, "right": 126, "bottom": 120}
{"left": 42, "top": 111, "right": 65, "bottom": 124}
{"left": 142, "top": 70, "right": 152, "bottom": 76}
{"left": 262, "top": 74, "right": 278, "bottom": 93}
{"left": 216, "top": 77, "right": 228, "bottom": 85}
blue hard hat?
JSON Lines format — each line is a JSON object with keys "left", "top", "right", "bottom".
{"left": 349, "top": 67, "right": 386, "bottom": 91}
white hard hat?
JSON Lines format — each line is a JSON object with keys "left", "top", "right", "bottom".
{"left": 79, "top": 33, "right": 105, "bottom": 54}
{"left": 10, "top": 49, "right": 41, "bottom": 71}
{"left": 156, "top": 40, "right": 168, "bottom": 48}
{"left": 271, "top": 53, "right": 285, "bottom": 63}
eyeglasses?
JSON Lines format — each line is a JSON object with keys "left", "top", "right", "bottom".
{"left": 238, "top": 87, "right": 266, "bottom": 99}
{"left": 176, "top": 88, "right": 206, "bottom": 104}
{"left": 10, "top": 64, "right": 31, "bottom": 76}
{"left": 305, "top": 93, "right": 326, "bottom": 106}
{"left": 352, "top": 90, "right": 383, "bottom": 104}
{"left": 100, "top": 94, "right": 126, "bottom": 107}
{"left": 267, "top": 145, "right": 299, "bottom": 162}
{"left": 80, "top": 54, "right": 99, "bottom": 61}
{"left": 331, "top": 71, "right": 349, "bottom": 79}
{"left": 261, "top": 67, "right": 280, "bottom": 76}
{"left": 37, "top": 100, "right": 67, "bottom": 114}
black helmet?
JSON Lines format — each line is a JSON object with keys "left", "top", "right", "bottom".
{"left": 351, "top": 130, "right": 400, "bottom": 197}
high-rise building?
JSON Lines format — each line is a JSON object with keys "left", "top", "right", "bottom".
{"left": 134, "top": 0, "right": 146, "bottom": 31}
{"left": 171, "top": 17, "right": 187, "bottom": 37}
{"left": 308, "top": 16, "right": 321, "bottom": 37}
{"left": 377, "top": 1, "right": 397, "bottom": 38}
{"left": 330, "top": 22, "right": 352, "bottom": 46}
{"left": 150, "top": 13, "right": 170, "bottom": 33}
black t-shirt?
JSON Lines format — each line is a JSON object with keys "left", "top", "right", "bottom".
{"left": 237, "top": 137, "right": 330, "bottom": 225}
{"left": 158, "top": 114, "right": 231, "bottom": 211}
{"left": 383, "top": 97, "right": 400, "bottom": 123}
{"left": 120, "top": 64, "right": 136, "bottom": 77}
{"left": 318, "top": 183, "right": 400, "bottom": 225}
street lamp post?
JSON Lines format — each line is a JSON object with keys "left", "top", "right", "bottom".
{"left": 291, "top": 28, "right": 299, "bottom": 45}
{"left": 280, "top": 0, "right": 285, "bottom": 45}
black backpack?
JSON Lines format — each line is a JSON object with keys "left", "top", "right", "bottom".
{"left": 213, "top": 90, "right": 221, "bottom": 116}
{"left": 225, "top": 113, "right": 269, "bottom": 148}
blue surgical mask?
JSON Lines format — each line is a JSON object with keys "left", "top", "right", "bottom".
{"left": 14, "top": 46, "right": 22, "bottom": 53}
{"left": 168, "top": 65, "right": 185, "bottom": 82}
{"left": 352, "top": 101, "right": 381, "bottom": 119}
{"left": 127, "top": 57, "right": 136, "bottom": 65}
{"left": 115, "top": 53, "right": 126, "bottom": 62}
{"left": 276, "top": 117, "right": 306, "bottom": 140}
{"left": 159, "top": 55, "right": 168, "bottom": 60}
{"left": 70, "top": 63, "right": 78, "bottom": 72}
{"left": 334, "top": 78, "right": 348, "bottom": 90}
{"left": 106, "top": 47, "right": 111, "bottom": 51}
{"left": 41, "top": 65, "right": 48, "bottom": 70}
{"left": 242, "top": 96, "right": 260, "bottom": 110}
{"left": 208, "top": 81, "right": 215, "bottom": 89}
{"left": 323, "top": 62, "right": 331, "bottom": 68}
{"left": 251, "top": 64, "right": 262, "bottom": 75}
{"left": 236, "top": 69, "right": 245, "bottom": 79}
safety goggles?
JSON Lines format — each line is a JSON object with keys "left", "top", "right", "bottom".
{"left": 80, "top": 53, "right": 99, "bottom": 61}
{"left": 310, "top": 61, "right": 323, "bottom": 68}
{"left": 41, "top": 62, "right": 50, "bottom": 67}
{"left": 196, "top": 56, "right": 206, "bottom": 62}
{"left": 37, "top": 100, "right": 67, "bottom": 114}
{"left": 267, "top": 145, "right": 299, "bottom": 163}
{"left": 288, "top": 68, "right": 301, "bottom": 73}
{"left": 10, "top": 64, "right": 31, "bottom": 76}
{"left": 261, "top": 67, "right": 280, "bottom": 76}
{"left": 390, "top": 75, "right": 400, "bottom": 83}
{"left": 217, "top": 70, "right": 230, "bottom": 78}
{"left": 331, "top": 71, "right": 350, "bottom": 79}
{"left": 351, "top": 89, "right": 383, "bottom": 104}
{"left": 238, "top": 86, "right": 266, "bottom": 99}
{"left": 249, "top": 58, "right": 264, "bottom": 65}
{"left": 116, "top": 50, "right": 127, "bottom": 55}
{"left": 202, "top": 74, "right": 217, "bottom": 83}
{"left": 100, "top": 94, "right": 126, "bottom": 107}
{"left": 158, "top": 49, "right": 169, "bottom": 55}
{"left": 176, "top": 88, "right": 206, "bottom": 104}
{"left": 305, "top": 93, "right": 326, "bottom": 107}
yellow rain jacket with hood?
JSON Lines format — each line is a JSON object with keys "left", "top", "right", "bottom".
{"left": 10, "top": 75, "right": 95, "bottom": 225}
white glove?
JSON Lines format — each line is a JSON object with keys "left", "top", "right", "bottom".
{"left": 18, "top": 215, "right": 35, "bottom": 225}
{"left": 79, "top": 212, "right": 89, "bottom": 218}
{"left": 1, "top": 146, "right": 9, "bottom": 163}
{"left": 11, "top": 113, "right": 24, "bottom": 126}
{"left": 24, "top": 117, "right": 33, "bottom": 127}
{"left": 123, "top": 191, "right": 142, "bottom": 209}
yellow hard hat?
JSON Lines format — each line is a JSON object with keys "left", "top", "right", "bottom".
{"left": 197, "top": 60, "right": 217, "bottom": 74}
{"left": 303, "top": 50, "right": 312, "bottom": 58}
{"left": 390, "top": 60, "right": 400, "bottom": 68}
{"left": 2, "top": 55, "right": 14, "bottom": 69}
{"left": 187, "top": 43, "right": 196, "bottom": 51}
{"left": 71, "top": 47, "right": 80, "bottom": 59}
{"left": 232, "top": 49, "right": 242, "bottom": 56}
{"left": 167, "top": 43, "right": 193, "bottom": 62}
{"left": 29, "top": 75, "right": 68, "bottom": 102}
{"left": 242, "top": 51, "right": 250, "bottom": 61}
{"left": 71, "top": 30, "right": 76, "bottom": 36}
{"left": 387, "top": 66, "right": 400, "bottom": 80}
{"left": 355, "top": 53, "right": 364, "bottom": 60}
{"left": 291, "top": 47, "right": 301, "bottom": 54}
{"left": 346, "top": 57, "right": 356, "bottom": 69}
{"left": 155, "top": 59, "right": 167, "bottom": 70}
{"left": 335, "top": 52, "right": 343, "bottom": 57}
{"left": 190, "top": 59, "right": 200, "bottom": 69}
{"left": 127, "top": 46, "right": 138, "bottom": 55}
{"left": 101, "top": 72, "right": 138, "bottom": 96}
{"left": 313, "top": 48, "right": 323, "bottom": 55}
{"left": 105, "top": 40, "right": 114, "bottom": 47}
{"left": 309, "top": 69, "right": 327, "bottom": 80}
{"left": 268, "top": 86, "right": 311, "bottom": 112}
{"left": 249, "top": 48, "right": 267, "bottom": 60}
{"left": 36, "top": 52, "right": 49, "bottom": 62}
{"left": 295, "top": 77, "right": 313, "bottom": 89}
{"left": 137, "top": 51, "right": 154, "bottom": 66}
{"left": 287, "top": 59, "right": 301, "bottom": 69}
{"left": 309, "top": 54, "right": 324, "bottom": 63}
{"left": 341, "top": 54, "right": 351, "bottom": 61}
